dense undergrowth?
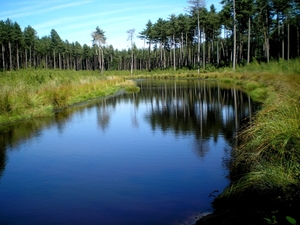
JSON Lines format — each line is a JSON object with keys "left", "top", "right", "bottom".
{"left": 0, "top": 69, "right": 138, "bottom": 124}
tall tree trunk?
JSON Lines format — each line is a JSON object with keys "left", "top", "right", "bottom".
{"left": 180, "top": 32, "right": 184, "bottom": 68}
{"left": 101, "top": 49, "right": 104, "bottom": 74}
{"left": 53, "top": 49, "right": 56, "bottom": 69}
{"left": 217, "top": 39, "right": 219, "bottom": 64}
{"left": 264, "top": 29, "right": 270, "bottom": 62}
{"left": 45, "top": 54, "right": 48, "bottom": 68}
{"left": 25, "top": 49, "right": 27, "bottom": 68}
{"left": 173, "top": 34, "right": 176, "bottom": 71}
{"left": 282, "top": 22, "right": 285, "bottom": 59}
{"left": 211, "top": 39, "right": 214, "bottom": 64}
{"left": 185, "top": 32, "right": 188, "bottom": 66}
{"left": 163, "top": 45, "right": 166, "bottom": 69}
{"left": 197, "top": 11, "right": 200, "bottom": 73}
{"left": 59, "top": 52, "right": 62, "bottom": 70}
{"left": 277, "top": 11, "right": 281, "bottom": 58}
{"left": 208, "top": 41, "right": 211, "bottom": 64}
{"left": 16, "top": 44, "right": 19, "bottom": 70}
{"left": 130, "top": 50, "right": 133, "bottom": 75}
{"left": 68, "top": 53, "right": 71, "bottom": 70}
{"left": 160, "top": 42, "right": 163, "bottom": 69}
{"left": 203, "top": 27, "right": 206, "bottom": 70}
{"left": 297, "top": 26, "right": 299, "bottom": 57}
{"left": 233, "top": 0, "right": 237, "bottom": 70}
{"left": 287, "top": 22, "right": 290, "bottom": 61}
{"left": 2, "top": 44, "right": 5, "bottom": 70}
{"left": 247, "top": 16, "right": 251, "bottom": 64}
{"left": 29, "top": 46, "right": 32, "bottom": 67}
{"left": 9, "top": 41, "right": 12, "bottom": 70}
{"left": 148, "top": 41, "right": 151, "bottom": 71}
{"left": 33, "top": 50, "right": 36, "bottom": 68}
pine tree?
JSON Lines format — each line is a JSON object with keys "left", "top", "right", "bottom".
{"left": 91, "top": 26, "right": 106, "bottom": 74}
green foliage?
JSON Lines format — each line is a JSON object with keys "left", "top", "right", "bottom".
{"left": 286, "top": 216, "right": 297, "bottom": 225}
{"left": 264, "top": 215, "right": 277, "bottom": 224}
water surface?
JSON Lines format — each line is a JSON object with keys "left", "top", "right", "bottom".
{"left": 0, "top": 80, "right": 254, "bottom": 225}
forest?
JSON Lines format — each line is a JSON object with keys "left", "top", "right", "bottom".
{"left": 0, "top": 0, "right": 299, "bottom": 72}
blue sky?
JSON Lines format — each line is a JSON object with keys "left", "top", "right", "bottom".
{"left": 1, "top": 0, "right": 221, "bottom": 50}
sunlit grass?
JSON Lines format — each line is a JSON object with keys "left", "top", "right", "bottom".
{"left": 220, "top": 69, "right": 300, "bottom": 203}
{"left": 0, "top": 69, "right": 135, "bottom": 124}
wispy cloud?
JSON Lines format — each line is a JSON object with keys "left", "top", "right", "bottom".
{"left": 1, "top": 0, "right": 93, "bottom": 19}
{"left": 1, "top": 0, "right": 208, "bottom": 49}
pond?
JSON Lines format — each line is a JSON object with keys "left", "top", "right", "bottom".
{"left": 0, "top": 79, "right": 255, "bottom": 225}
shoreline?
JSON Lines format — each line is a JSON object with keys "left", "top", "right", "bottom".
{"left": 1, "top": 66, "right": 300, "bottom": 224}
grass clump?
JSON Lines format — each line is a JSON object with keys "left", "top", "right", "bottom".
{"left": 0, "top": 90, "right": 11, "bottom": 114}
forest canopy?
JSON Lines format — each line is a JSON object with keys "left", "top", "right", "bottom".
{"left": 0, "top": 0, "right": 299, "bottom": 72}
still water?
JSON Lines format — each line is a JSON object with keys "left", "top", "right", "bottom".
{"left": 0, "top": 80, "right": 255, "bottom": 225}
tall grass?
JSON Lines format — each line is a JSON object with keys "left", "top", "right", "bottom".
{"left": 228, "top": 90, "right": 300, "bottom": 192}
{"left": 213, "top": 59, "right": 300, "bottom": 220}
{"left": 0, "top": 69, "right": 135, "bottom": 124}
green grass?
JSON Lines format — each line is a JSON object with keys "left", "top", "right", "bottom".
{"left": 0, "top": 69, "right": 137, "bottom": 124}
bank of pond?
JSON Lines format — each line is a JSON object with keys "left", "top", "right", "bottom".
{"left": 0, "top": 67, "right": 300, "bottom": 224}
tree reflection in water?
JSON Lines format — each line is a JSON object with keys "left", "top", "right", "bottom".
{"left": 0, "top": 79, "right": 257, "bottom": 182}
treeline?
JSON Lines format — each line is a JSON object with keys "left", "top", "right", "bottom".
{"left": 0, "top": 0, "right": 299, "bottom": 72}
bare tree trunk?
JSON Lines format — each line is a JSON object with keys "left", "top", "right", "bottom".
{"left": 287, "top": 22, "right": 290, "bottom": 61}
{"left": 59, "top": 52, "right": 62, "bottom": 70}
{"left": 130, "top": 50, "right": 133, "bottom": 75}
{"left": 1, "top": 44, "right": 5, "bottom": 70}
{"left": 197, "top": 13, "right": 200, "bottom": 73}
{"left": 282, "top": 22, "right": 285, "bottom": 59}
{"left": 173, "top": 34, "right": 176, "bottom": 71}
{"left": 29, "top": 46, "right": 32, "bottom": 67}
{"left": 220, "top": 40, "right": 225, "bottom": 60}
{"left": 297, "top": 26, "right": 300, "bottom": 57}
{"left": 160, "top": 42, "right": 163, "bottom": 69}
{"left": 9, "top": 42, "right": 12, "bottom": 70}
{"left": 148, "top": 42, "right": 151, "bottom": 71}
{"left": 101, "top": 49, "right": 104, "bottom": 73}
{"left": 264, "top": 11, "right": 270, "bottom": 63}
{"left": 211, "top": 39, "right": 214, "bottom": 64}
{"left": 277, "top": 12, "right": 281, "bottom": 58}
{"left": 33, "top": 50, "right": 36, "bottom": 68}
{"left": 164, "top": 45, "right": 166, "bottom": 69}
{"left": 185, "top": 32, "right": 188, "bottom": 66}
{"left": 217, "top": 39, "right": 219, "bottom": 64}
{"left": 203, "top": 27, "right": 206, "bottom": 70}
{"left": 16, "top": 44, "right": 19, "bottom": 70}
{"left": 233, "top": 0, "right": 237, "bottom": 70}
{"left": 25, "top": 48, "right": 27, "bottom": 68}
{"left": 180, "top": 32, "right": 184, "bottom": 68}
{"left": 208, "top": 41, "right": 211, "bottom": 64}
{"left": 53, "top": 49, "right": 56, "bottom": 69}
{"left": 247, "top": 16, "right": 251, "bottom": 64}
{"left": 45, "top": 54, "right": 48, "bottom": 68}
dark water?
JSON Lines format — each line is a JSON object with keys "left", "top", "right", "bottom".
{"left": 0, "top": 80, "right": 255, "bottom": 225}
